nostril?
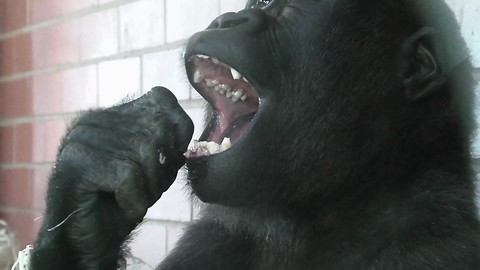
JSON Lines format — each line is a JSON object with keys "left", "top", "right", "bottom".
{"left": 207, "top": 10, "right": 267, "bottom": 32}
{"left": 208, "top": 12, "right": 246, "bottom": 29}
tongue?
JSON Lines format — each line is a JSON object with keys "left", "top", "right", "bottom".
{"left": 221, "top": 112, "right": 255, "bottom": 144}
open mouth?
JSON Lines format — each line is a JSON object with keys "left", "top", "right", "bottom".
{"left": 185, "top": 55, "right": 260, "bottom": 158}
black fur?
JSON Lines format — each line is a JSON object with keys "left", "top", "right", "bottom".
{"left": 31, "top": 0, "right": 480, "bottom": 269}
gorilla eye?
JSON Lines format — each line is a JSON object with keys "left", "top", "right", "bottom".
{"left": 249, "top": 0, "right": 273, "bottom": 9}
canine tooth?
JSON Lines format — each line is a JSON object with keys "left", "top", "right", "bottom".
{"left": 212, "top": 80, "right": 219, "bottom": 85}
{"left": 243, "top": 77, "right": 249, "bottom": 83}
{"left": 198, "top": 141, "right": 208, "bottom": 148}
{"left": 219, "top": 89, "right": 226, "bottom": 95}
{"left": 214, "top": 85, "right": 222, "bottom": 91}
{"left": 231, "top": 68, "right": 242, "bottom": 80}
{"left": 205, "top": 79, "right": 215, "bottom": 87}
{"left": 197, "top": 54, "right": 209, "bottom": 59}
{"left": 226, "top": 92, "right": 233, "bottom": 98}
{"left": 231, "top": 96, "right": 240, "bottom": 102}
{"left": 241, "top": 94, "right": 247, "bottom": 101}
{"left": 193, "top": 70, "right": 204, "bottom": 83}
{"left": 212, "top": 58, "right": 220, "bottom": 64}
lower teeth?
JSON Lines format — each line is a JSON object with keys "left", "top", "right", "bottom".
{"left": 188, "top": 137, "right": 232, "bottom": 156}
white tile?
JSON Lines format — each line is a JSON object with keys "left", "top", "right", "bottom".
{"left": 165, "top": 0, "right": 220, "bottom": 42}
{"left": 129, "top": 220, "right": 167, "bottom": 268}
{"left": 142, "top": 48, "right": 190, "bottom": 100}
{"left": 146, "top": 178, "right": 192, "bottom": 222}
{"left": 98, "top": 57, "right": 142, "bottom": 107}
{"left": 120, "top": 0, "right": 166, "bottom": 52}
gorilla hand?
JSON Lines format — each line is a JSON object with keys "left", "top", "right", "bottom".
{"left": 31, "top": 87, "right": 194, "bottom": 270}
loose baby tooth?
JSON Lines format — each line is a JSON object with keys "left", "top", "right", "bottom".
{"left": 241, "top": 94, "right": 247, "bottom": 101}
{"left": 206, "top": 141, "right": 219, "bottom": 154}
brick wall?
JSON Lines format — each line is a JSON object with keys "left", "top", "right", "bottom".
{"left": 0, "top": 0, "right": 245, "bottom": 266}
{"left": 0, "top": 0, "right": 478, "bottom": 267}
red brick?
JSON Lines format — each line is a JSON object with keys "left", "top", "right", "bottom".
{"left": 14, "top": 121, "right": 67, "bottom": 163}
{"left": 0, "top": 78, "right": 33, "bottom": 118}
{"left": 31, "top": 168, "right": 51, "bottom": 210}
{"left": 0, "top": 126, "right": 15, "bottom": 163}
{"left": 0, "top": 34, "right": 33, "bottom": 75}
{"left": 14, "top": 123, "right": 35, "bottom": 163}
{"left": 43, "top": 120, "right": 67, "bottom": 162}
{"left": 80, "top": 9, "right": 119, "bottom": 60}
{"left": 0, "top": 169, "right": 33, "bottom": 208}
{"left": 31, "top": 73, "right": 64, "bottom": 115}
{"left": 32, "top": 21, "right": 80, "bottom": 69}
{"left": 30, "top": 0, "right": 96, "bottom": 23}
{"left": 0, "top": 168, "right": 49, "bottom": 210}
{"left": 31, "top": 66, "right": 98, "bottom": 115}
{"left": 0, "top": 0, "right": 27, "bottom": 33}
{"left": 0, "top": 211, "right": 42, "bottom": 247}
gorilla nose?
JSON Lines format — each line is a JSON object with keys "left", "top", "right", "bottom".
{"left": 150, "top": 87, "right": 194, "bottom": 153}
{"left": 207, "top": 9, "right": 267, "bottom": 33}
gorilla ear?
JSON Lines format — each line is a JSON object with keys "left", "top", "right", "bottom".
{"left": 398, "top": 27, "right": 446, "bottom": 101}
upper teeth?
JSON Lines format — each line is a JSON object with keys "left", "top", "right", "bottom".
{"left": 193, "top": 70, "right": 248, "bottom": 102}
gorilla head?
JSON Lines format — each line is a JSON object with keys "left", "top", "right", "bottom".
{"left": 184, "top": 0, "right": 474, "bottom": 213}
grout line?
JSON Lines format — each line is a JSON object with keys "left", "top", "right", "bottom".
{"left": 0, "top": 0, "right": 142, "bottom": 41}
{"left": 0, "top": 40, "right": 187, "bottom": 83}
{"left": 141, "top": 219, "right": 190, "bottom": 228}
{"left": 0, "top": 206, "right": 44, "bottom": 215}
{"left": 0, "top": 113, "right": 77, "bottom": 127}
{"left": 0, "top": 162, "right": 53, "bottom": 170}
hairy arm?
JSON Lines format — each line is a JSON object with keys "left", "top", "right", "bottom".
{"left": 30, "top": 87, "right": 193, "bottom": 270}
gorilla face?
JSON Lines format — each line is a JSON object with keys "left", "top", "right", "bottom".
{"left": 183, "top": 0, "right": 462, "bottom": 209}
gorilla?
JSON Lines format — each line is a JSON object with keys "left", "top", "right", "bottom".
{"left": 30, "top": 0, "right": 480, "bottom": 269}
